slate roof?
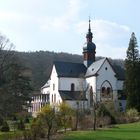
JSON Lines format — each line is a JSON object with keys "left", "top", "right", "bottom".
{"left": 85, "top": 58, "right": 125, "bottom": 80}
{"left": 113, "top": 65, "right": 125, "bottom": 80}
{"left": 83, "top": 42, "right": 96, "bottom": 51}
{"left": 85, "top": 58, "right": 106, "bottom": 77}
{"left": 54, "top": 61, "right": 87, "bottom": 78}
{"left": 54, "top": 59, "right": 124, "bottom": 80}
{"left": 59, "top": 90, "right": 87, "bottom": 101}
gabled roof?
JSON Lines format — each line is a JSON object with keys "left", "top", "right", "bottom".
{"left": 54, "top": 61, "right": 87, "bottom": 78}
{"left": 85, "top": 58, "right": 106, "bottom": 77}
{"left": 113, "top": 65, "right": 125, "bottom": 80}
{"left": 85, "top": 57, "right": 125, "bottom": 80}
{"left": 59, "top": 90, "right": 87, "bottom": 101}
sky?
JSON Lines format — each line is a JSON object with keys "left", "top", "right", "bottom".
{"left": 0, "top": 0, "right": 140, "bottom": 59}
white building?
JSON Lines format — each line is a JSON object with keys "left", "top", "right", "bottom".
{"left": 30, "top": 20, "right": 125, "bottom": 117}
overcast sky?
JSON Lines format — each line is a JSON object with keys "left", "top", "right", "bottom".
{"left": 0, "top": 0, "right": 140, "bottom": 59}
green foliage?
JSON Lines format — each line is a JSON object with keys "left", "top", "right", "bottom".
{"left": 1, "top": 121, "right": 10, "bottom": 132}
{"left": 24, "top": 116, "right": 30, "bottom": 123}
{"left": 57, "top": 103, "right": 73, "bottom": 132}
{"left": 97, "top": 103, "right": 116, "bottom": 125}
{"left": 30, "top": 118, "right": 46, "bottom": 140}
{"left": 127, "top": 108, "right": 139, "bottom": 118}
{"left": 0, "top": 45, "right": 33, "bottom": 117}
{"left": 39, "top": 105, "right": 56, "bottom": 140}
{"left": 17, "top": 119, "right": 25, "bottom": 130}
{"left": 125, "top": 32, "right": 140, "bottom": 111}
{"left": 0, "top": 116, "right": 4, "bottom": 126}
{"left": 0, "top": 131, "right": 23, "bottom": 139}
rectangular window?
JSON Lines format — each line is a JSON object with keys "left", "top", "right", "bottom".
{"left": 53, "top": 84, "right": 55, "bottom": 91}
{"left": 52, "top": 94, "right": 53, "bottom": 103}
{"left": 54, "top": 94, "right": 56, "bottom": 103}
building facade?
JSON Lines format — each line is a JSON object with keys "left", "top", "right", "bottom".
{"left": 30, "top": 20, "right": 125, "bottom": 117}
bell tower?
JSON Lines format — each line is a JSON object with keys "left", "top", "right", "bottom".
{"left": 83, "top": 19, "right": 96, "bottom": 67}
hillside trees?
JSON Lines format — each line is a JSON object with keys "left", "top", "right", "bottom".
{"left": 0, "top": 33, "right": 32, "bottom": 117}
{"left": 125, "top": 32, "right": 140, "bottom": 111}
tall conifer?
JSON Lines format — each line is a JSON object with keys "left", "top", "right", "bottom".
{"left": 125, "top": 32, "right": 140, "bottom": 111}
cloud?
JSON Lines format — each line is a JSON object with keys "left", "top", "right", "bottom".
{"left": 75, "top": 19, "right": 131, "bottom": 58}
{"left": 40, "top": 0, "right": 82, "bottom": 32}
{"left": 0, "top": 11, "right": 35, "bottom": 23}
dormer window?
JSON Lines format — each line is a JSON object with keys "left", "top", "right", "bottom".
{"left": 71, "top": 83, "right": 75, "bottom": 91}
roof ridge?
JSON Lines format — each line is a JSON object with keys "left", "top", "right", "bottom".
{"left": 54, "top": 61, "right": 83, "bottom": 65}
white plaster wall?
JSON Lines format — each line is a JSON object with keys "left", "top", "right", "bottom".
{"left": 86, "top": 76, "right": 96, "bottom": 92}
{"left": 66, "top": 100, "right": 88, "bottom": 109}
{"left": 96, "top": 60, "right": 118, "bottom": 100}
{"left": 117, "top": 80, "right": 124, "bottom": 90}
{"left": 97, "top": 60, "right": 117, "bottom": 90}
{"left": 85, "top": 76, "right": 97, "bottom": 107}
{"left": 41, "top": 86, "right": 50, "bottom": 94}
{"left": 59, "top": 77, "right": 85, "bottom": 91}
{"left": 50, "top": 66, "right": 60, "bottom": 105}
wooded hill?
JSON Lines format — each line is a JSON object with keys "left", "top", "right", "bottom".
{"left": 15, "top": 51, "right": 124, "bottom": 90}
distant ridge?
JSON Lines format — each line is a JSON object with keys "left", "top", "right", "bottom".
{"left": 14, "top": 50, "right": 124, "bottom": 91}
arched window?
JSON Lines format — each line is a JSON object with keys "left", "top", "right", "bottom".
{"left": 71, "top": 83, "right": 75, "bottom": 91}
{"left": 107, "top": 87, "right": 111, "bottom": 95}
{"left": 102, "top": 87, "right": 105, "bottom": 93}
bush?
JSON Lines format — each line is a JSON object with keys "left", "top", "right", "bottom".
{"left": 1, "top": 121, "right": 10, "bottom": 132}
{"left": 24, "top": 116, "right": 30, "bottom": 123}
{"left": 0, "top": 115, "right": 4, "bottom": 126}
{"left": 17, "top": 119, "right": 25, "bottom": 130}
{"left": 97, "top": 103, "right": 116, "bottom": 125}
{"left": 30, "top": 118, "right": 46, "bottom": 140}
{"left": 127, "top": 108, "right": 139, "bottom": 117}
{"left": 126, "top": 108, "right": 139, "bottom": 122}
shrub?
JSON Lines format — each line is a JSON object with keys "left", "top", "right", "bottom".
{"left": 17, "top": 119, "right": 25, "bottom": 130}
{"left": 0, "top": 115, "right": 4, "bottom": 126}
{"left": 126, "top": 108, "right": 139, "bottom": 122}
{"left": 24, "top": 116, "right": 30, "bottom": 123}
{"left": 1, "top": 121, "right": 10, "bottom": 132}
{"left": 30, "top": 118, "right": 46, "bottom": 140}
{"left": 97, "top": 103, "right": 116, "bottom": 125}
{"left": 127, "top": 108, "right": 139, "bottom": 117}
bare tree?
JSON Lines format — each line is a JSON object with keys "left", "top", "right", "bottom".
{"left": 0, "top": 33, "right": 15, "bottom": 84}
{"left": 75, "top": 84, "right": 89, "bottom": 130}
{"left": 89, "top": 87, "right": 99, "bottom": 131}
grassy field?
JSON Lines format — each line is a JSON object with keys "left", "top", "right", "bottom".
{"left": 0, "top": 131, "right": 23, "bottom": 140}
{"left": 61, "top": 122, "right": 140, "bottom": 140}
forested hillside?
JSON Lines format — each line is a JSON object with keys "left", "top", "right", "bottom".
{"left": 15, "top": 51, "right": 124, "bottom": 90}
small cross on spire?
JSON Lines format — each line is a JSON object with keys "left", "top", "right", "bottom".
{"left": 88, "top": 16, "right": 91, "bottom": 32}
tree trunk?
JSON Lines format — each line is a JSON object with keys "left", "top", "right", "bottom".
{"left": 75, "top": 109, "right": 79, "bottom": 130}
{"left": 92, "top": 103, "right": 96, "bottom": 131}
{"left": 93, "top": 109, "right": 96, "bottom": 131}
{"left": 47, "top": 127, "right": 51, "bottom": 140}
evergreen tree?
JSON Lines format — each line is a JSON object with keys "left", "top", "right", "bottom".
{"left": 125, "top": 32, "right": 140, "bottom": 111}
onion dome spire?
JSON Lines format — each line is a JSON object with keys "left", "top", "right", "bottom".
{"left": 86, "top": 17, "right": 93, "bottom": 42}
{"left": 83, "top": 18, "right": 96, "bottom": 67}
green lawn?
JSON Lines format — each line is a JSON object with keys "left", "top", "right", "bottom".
{"left": 61, "top": 122, "right": 140, "bottom": 140}
{"left": 0, "top": 131, "right": 23, "bottom": 140}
